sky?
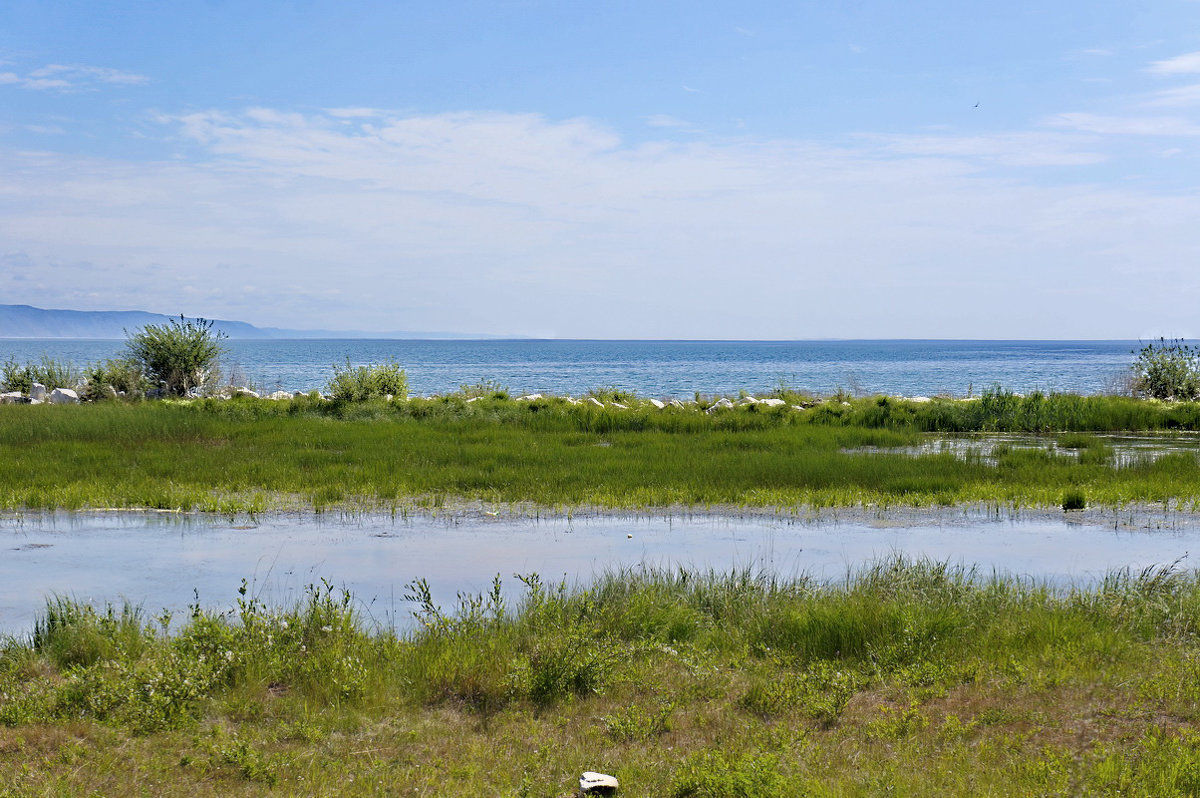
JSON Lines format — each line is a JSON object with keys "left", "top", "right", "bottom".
{"left": 2, "top": 1, "right": 1199, "bottom": 339}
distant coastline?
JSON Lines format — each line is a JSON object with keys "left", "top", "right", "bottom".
{"left": 0, "top": 304, "right": 505, "bottom": 340}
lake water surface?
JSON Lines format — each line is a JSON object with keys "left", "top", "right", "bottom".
{"left": 3, "top": 511, "right": 1197, "bottom": 636}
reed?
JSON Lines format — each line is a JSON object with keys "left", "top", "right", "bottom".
{"left": 3, "top": 395, "right": 1200, "bottom": 513}
{"left": 5, "top": 561, "right": 1200, "bottom": 795}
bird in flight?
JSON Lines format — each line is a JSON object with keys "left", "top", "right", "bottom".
{"left": 973, "top": 102, "right": 980, "bottom": 108}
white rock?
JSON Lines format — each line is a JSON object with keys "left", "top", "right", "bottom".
{"left": 580, "top": 771, "right": 619, "bottom": 794}
{"left": 30, "top": 383, "right": 47, "bottom": 402}
{"left": 49, "top": 388, "right": 80, "bottom": 404}
{"left": 705, "top": 398, "right": 734, "bottom": 414}
{"left": 588, "top": 397, "right": 604, "bottom": 407}
{"left": 648, "top": 398, "right": 665, "bottom": 409}
{"left": 609, "top": 402, "right": 628, "bottom": 409}
{"left": 908, "top": 396, "right": 932, "bottom": 403}
{"left": 517, "top": 393, "right": 543, "bottom": 401}
{"left": 466, "top": 396, "right": 481, "bottom": 403}
{"left": 668, "top": 399, "right": 684, "bottom": 408}
{"left": 758, "top": 398, "right": 785, "bottom": 407}
{"left": 268, "top": 390, "right": 291, "bottom": 400}
{"left": 0, "top": 391, "right": 24, "bottom": 404}
{"left": 293, "top": 391, "right": 307, "bottom": 399}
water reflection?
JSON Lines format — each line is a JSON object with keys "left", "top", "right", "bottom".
{"left": 2, "top": 510, "right": 1197, "bottom": 635}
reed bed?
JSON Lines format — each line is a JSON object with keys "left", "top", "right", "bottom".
{"left": 4, "top": 561, "right": 1200, "bottom": 795}
{"left": 3, "top": 393, "right": 1200, "bottom": 513}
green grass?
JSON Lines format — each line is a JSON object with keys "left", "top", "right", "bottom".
{"left": 3, "top": 392, "right": 1200, "bottom": 513}
{"left": 7, "top": 561, "right": 1200, "bottom": 795}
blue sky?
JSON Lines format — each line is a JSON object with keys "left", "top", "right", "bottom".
{"left": 2, "top": 1, "right": 1199, "bottom": 338}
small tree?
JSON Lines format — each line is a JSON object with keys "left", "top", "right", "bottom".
{"left": 1131, "top": 338, "right": 1200, "bottom": 401}
{"left": 125, "top": 315, "right": 227, "bottom": 397}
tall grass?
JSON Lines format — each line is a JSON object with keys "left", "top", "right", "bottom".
{"left": 7, "top": 562, "right": 1200, "bottom": 794}
{"left": 3, "top": 395, "right": 1200, "bottom": 512}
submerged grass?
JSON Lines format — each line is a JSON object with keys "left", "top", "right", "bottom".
{"left": 3, "top": 393, "right": 1200, "bottom": 513}
{"left": 6, "top": 561, "right": 1200, "bottom": 794}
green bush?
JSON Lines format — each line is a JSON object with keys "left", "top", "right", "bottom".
{"left": 124, "top": 315, "right": 227, "bottom": 397}
{"left": 326, "top": 358, "right": 408, "bottom": 401}
{"left": 82, "top": 357, "right": 147, "bottom": 401}
{"left": 1, "top": 355, "right": 81, "bottom": 393}
{"left": 1132, "top": 338, "right": 1200, "bottom": 401}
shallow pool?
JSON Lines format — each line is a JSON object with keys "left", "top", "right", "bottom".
{"left": 3, "top": 509, "right": 1198, "bottom": 635}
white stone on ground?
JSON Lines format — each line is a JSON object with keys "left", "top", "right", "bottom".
{"left": 49, "top": 388, "right": 80, "bottom": 404}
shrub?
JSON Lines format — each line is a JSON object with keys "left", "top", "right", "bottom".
{"left": 326, "top": 358, "right": 408, "bottom": 401}
{"left": 2, "top": 355, "right": 81, "bottom": 393}
{"left": 1132, "top": 338, "right": 1200, "bottom": 401}
{"left": 124, "top": 315, "right": 227, "bottom": 397}
{"left": 82, "top": 357, "right": 147, "bottom": 401}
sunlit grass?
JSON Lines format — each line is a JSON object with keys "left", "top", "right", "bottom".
{"left": 3, "top": 393, "right": 1200, "bottom": 513}
{"left": 6, "top": 561, "right": 1200, "bottom": 795}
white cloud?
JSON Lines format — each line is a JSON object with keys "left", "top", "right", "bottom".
{"left": 1046, "top": 112, "right": 1200, "bottom": 136}
{"left": 0, "top": 63, "right": 148, "bottom": 91}
{"left": 1146, "top": 51, "right": 1200, "bottom": 74}
{"left": 1144, "top": 82, "right": 1200, "bottom": 107}
{"left": 865, "top": 131, "right": 1106, "bottom": 167}
{"left": 3, "top": 108, "right": 1200, "bottom": 337}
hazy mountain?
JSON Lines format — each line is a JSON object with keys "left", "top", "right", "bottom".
{"left": 0, "top": 305, "right": 503, "bottom": 340}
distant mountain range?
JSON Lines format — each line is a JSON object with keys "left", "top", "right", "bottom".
{"left": 0, "top": 305, "right": 504, "bottom": 340}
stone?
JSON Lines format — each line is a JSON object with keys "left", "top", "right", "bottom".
{"left": 706, "top": 398, "right": 734, "bottom": 413}
{"left": 588, "top": 397, "right": 604, "bottom": 407}
{"left": 758, "top": 398, "right": 785, "bottom": 407}
{"left": 908, "top": 396, "right": 932, "bottom": 403}
{"left": 268, "top": 390, "right": 291, "bottom": 400}
{"left": 609, "top": 402, "right": 628, "bottom": 409}
{"left": 667, "top": 399, "right": 684, "bottom": 408}
{"left": 579, "top": 771, "right": 619, "bottom": 795}
{"left": 29, "top": 383, "right": 47, "bottom": 402}
{"left": 0, "top": 391, "right": 26, "bottom": 404}
{"left": 648, "top": 398, "right": 665, "bottom": 409}
{"left": 49, "top": 388, "right": 80, "bottom": 404}
{"left": 517, "top": 393, "right": 543, "bottom": 401}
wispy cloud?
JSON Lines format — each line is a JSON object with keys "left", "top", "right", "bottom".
{"left": 1046, "top": 112, "right": 1200, "bottom": 136}
{"left": 1144, "top": 82, "right": 1200, "bottom": 107}
{"left": 5, "top": 107, "right": 1199, "bottom": 337}
{"left": 0, "top": 63, "right": 148, "bottom": 91}
{"left": 1146, "top": 51, "right": 1200, "bottom": 75}
{"left": 863, "top": 131, "right": 1106, "bottom": 167}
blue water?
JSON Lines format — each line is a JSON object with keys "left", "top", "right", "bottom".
{"left": 0, "top": 339, "right": 1139, "bottom": 398}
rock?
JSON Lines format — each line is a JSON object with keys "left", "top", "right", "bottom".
{"left": 588, "top": 397, "right": 604, "bottom": 407}
{"left": 293, "top": 391, "right": 307, "bottom": 399}
{"left": 29, "top": 383, "right": 47, "bottom": 402}
{"left": 268, "top": 390, "right": 291, "bottom": 400}
{"left": 466, "top": 396, "right": 481, "bottom": 403}
{"left": 908, "top": 396, "right": 932, "bottom": 403}
{"left": 706, "top": 398, "right": 734, "bottom": 414}
{"left": 609, "top": 402, "right": 628, "bottom": 409}
{"left": 517, "top": 393, "right": 543, "bottom": 401}
{"left": 580, "top": 771, "right": 619, "bottom": 795}
{"left": 758, "top": 398, "right": 785, "bottom": 407}
{"left": 0, "top": 391, "right": 27, "bottom": 404}
{"left": 648, "top": 398, "right": 665, "bottom": 409}
{"left": 49, "top": 388, "right": 79, "bottom": 404}
{"left": 667, "top": 399, "right": 684, "bottom": 408}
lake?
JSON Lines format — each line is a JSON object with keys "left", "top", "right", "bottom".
{"left": 0, "top": 338, "right": 1141, "bottom": 397}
